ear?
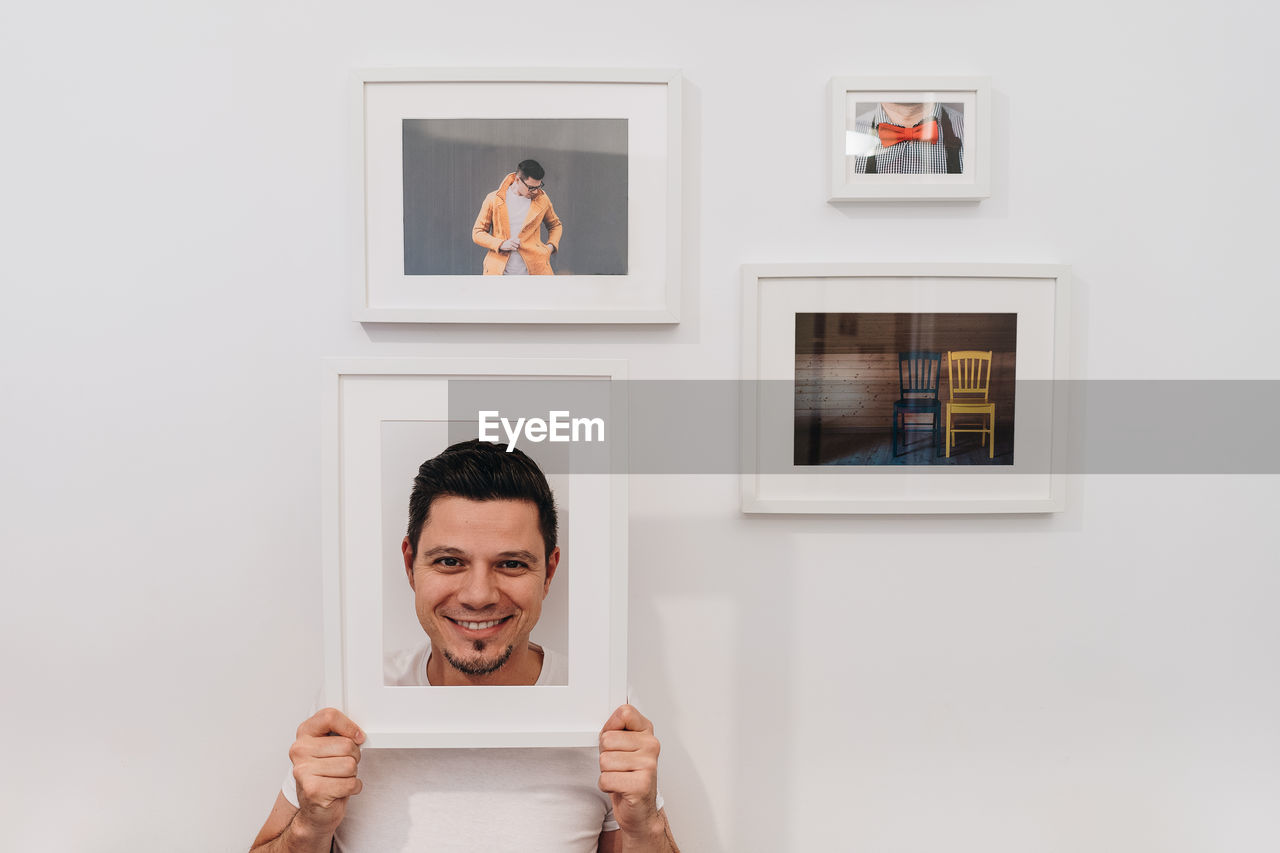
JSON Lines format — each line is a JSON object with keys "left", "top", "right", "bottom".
{"left": 542, "top": 547, "right": 560, "bottom": 597}
{"left": 401, "top": 536, "right": 416, "bottom": 590}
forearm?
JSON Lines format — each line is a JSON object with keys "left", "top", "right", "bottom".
{"left": 615, "top": 811, "right": 680, "bottom": 853}
{"left": 472, "top": 227, "right": 504, "bottom": 251}
{"left": 545, "top": 217, "right": 563, "bottom": 251}
{"left": 471, "top": 203, "right": 503, "bottom": 250}
{"left": 249, "top": 814, "right": 334, "bottom": 853}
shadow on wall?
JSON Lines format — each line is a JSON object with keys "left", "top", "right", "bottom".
{"left": 629, "top": 502, "right": 794, "bottom": 853}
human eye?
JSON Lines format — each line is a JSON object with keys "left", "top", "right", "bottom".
{"left": 432, "top": 556, "right": 465, "bottom": 572}
{"left": 495, "top": 559, "right": 531, "bottom": 574}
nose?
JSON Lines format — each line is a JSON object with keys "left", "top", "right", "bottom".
{"left": 456, "top": 566, "right": 501, "bottom": 609}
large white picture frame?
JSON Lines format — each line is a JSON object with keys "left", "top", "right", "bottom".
{"left": 742, "top": 264, "right": 1070, "bottom": 514}
{"left": 352, "top": 68, "right": 682, "bottom": 323}
{"left": 323, "top": 358, "right": 629, "bottom": 747}
{"left": 828, "top": 76, "right": 991, "bottom": 202}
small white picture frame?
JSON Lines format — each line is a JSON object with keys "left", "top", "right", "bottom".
{"left": 322, "top": 358, "right": 629, "bottom": 747}
{"left": 828, "top": 76, "right": 991, "bottom": 202}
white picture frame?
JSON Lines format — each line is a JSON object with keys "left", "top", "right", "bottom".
{"left": 351, "top": 68, "right": 682, "bottom": 323}
{"left": 322, "top": 358, "right": 629, "bottom": 747}
{"left": 828, "top": 75, "right": 991, "bottom": 202}
{"left": 741, "top": 264, "right": 1070, "bottom": 514}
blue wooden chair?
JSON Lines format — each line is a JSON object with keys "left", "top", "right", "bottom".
{"left": 892, "top": 351, "right": 942, "bottom": 458}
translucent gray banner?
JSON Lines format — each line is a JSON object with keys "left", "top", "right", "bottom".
{"left": 447, "top": 380, "right": 1280, "bottom": 474}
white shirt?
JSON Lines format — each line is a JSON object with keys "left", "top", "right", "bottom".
{"left": 383, "top": 639, "right": 568, "bottom": 686}
{"left": 284, "top": 640, "right": 611, "bottom": 851}
{"left": 284, "top": 745, "right": 618, "bottom": 852}
{"left": 503, "top": 183, "right": 532, "bottom": 275}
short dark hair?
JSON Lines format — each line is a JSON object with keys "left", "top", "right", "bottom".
{"left": 406, "top": 439, "right": 558, "bottom": 560}
{"left": 516, "top": 159, "right": 545, "bottom": 181}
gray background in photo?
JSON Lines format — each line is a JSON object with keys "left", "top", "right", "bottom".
{"left": 402, "top": 118, "right": 628, "bottom": 276}
{"left": 854, "top": 101, "right": 964, "bottom": 131}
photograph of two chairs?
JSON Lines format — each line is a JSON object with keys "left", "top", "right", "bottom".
{"left": 795, "top": 312, "right": 1015, "bottom": 466}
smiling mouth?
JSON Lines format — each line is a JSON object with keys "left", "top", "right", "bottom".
{"left": 448, "top": 616, "right": 511, "bottom": 631}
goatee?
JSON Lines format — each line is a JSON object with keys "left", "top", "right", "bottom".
{"left": 442, "top": 642, "right": 515, "bottom": 676}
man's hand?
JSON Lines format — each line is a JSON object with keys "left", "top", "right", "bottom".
{"left": 288, "top": 708, "right": 365, "bottom": 840}
{"left": 499, "top": 237, "right": 520, "bottom": 251}
{"left": 599, "top": 704, "right": 671, "bottom": 848}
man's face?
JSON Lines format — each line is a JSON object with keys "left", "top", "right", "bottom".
{"left": 513, "top": 172, "right": 544, "bottom": 198}
{"left": 402, "top": 496, "right": 558, "bottom": 683}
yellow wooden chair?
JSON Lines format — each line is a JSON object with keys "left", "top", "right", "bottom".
{"left": 945, "top": 350, "right": 996, "bottom": 459}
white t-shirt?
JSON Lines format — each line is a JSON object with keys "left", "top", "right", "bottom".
{"left": 384, "top": 638, "right": 568, "bottom": 686}
{"left": 284, "top": 745, "right": 617, "bottom": 852}
{"left": 503, "top": 183, "right": 532, "bottom": 275}
{"left": 283, "top": 640, "right": 622, "bottom": 851}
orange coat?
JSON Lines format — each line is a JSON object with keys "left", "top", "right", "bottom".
{"left": 471, "top": 172, "right": 564, "bottom": 275}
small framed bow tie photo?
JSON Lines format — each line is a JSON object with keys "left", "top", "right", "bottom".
{"left": 827, "top": 76, "right": 991, "bottom": 202}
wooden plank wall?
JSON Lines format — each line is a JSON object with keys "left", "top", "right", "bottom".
{"left": 794, "top": 313, "right": 1018, "bottom": 430}
{"left": 796, "top": 352, "right": 1017, "bottom": 429}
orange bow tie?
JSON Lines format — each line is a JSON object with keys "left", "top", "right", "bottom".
{"left": 877, "top": 120, "right": 940, "bottom": 147}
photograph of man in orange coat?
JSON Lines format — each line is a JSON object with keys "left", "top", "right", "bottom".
{"left": 472, "top": 159, "right": 564, "bottom": 275}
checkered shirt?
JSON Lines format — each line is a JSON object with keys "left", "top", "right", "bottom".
{"left": 852, "top": 102, "right": 964, "bottom": 174}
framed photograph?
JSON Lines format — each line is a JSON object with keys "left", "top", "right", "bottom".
{"left": 741, "top": 264, "right": 1070, "bottom": 514}
{"left": 323, "top": 358, "right": 628, "bottom": 747}
{"left": 828, "top": 76, "right": 991, "bottom": 201}
{"left": 351, "top": 68, "right": 682, "bottom": 323}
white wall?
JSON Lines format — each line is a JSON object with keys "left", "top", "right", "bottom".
{"left": 3, "top": 1, "right": 1277, "bottom": 850}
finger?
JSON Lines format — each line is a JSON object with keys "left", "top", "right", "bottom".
{"left": 290, "top": 735, "right": 360, "bottom": 768}
{"left": 299, "top": 754, "right": 361, "bottom": 779}
{"left": 599, "top": 730, "right": 658, "bottom": 754}
{"left": 598, "top": 770, "right": 655, "bottom": 798}
{"left": 297, "top": 708, "right": 365, "bottom": 743}
{"left": 301, "top": 737, "right": 362, "bottom": 762}
{"left": 298, "top": 773, "right": 364, "bottom": 807}
{"left": 600, "top": 704, "right": 653, "bottom": 735}
{"left": 599, "top": 749, "right": 657, "bottom": 773}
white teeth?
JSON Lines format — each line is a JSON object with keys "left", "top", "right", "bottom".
{"left": 457, "top": 618, "right": 503, "bottom": 630}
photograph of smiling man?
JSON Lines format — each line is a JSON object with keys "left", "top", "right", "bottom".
{"left": 258, "top": 389, "right": 676, "bottom": 850}
{"left": 383, "top": 437, "right": 570, "bottom": 687}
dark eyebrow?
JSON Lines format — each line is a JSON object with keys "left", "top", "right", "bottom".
{"left": 418, "top": 546, "right": 540, "bottom": 564}
{"left": 495, "top": 550, "right": 540, "bottom": 564}
{"left": 419, "top": 546, "right": 466, "bottom": 560}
